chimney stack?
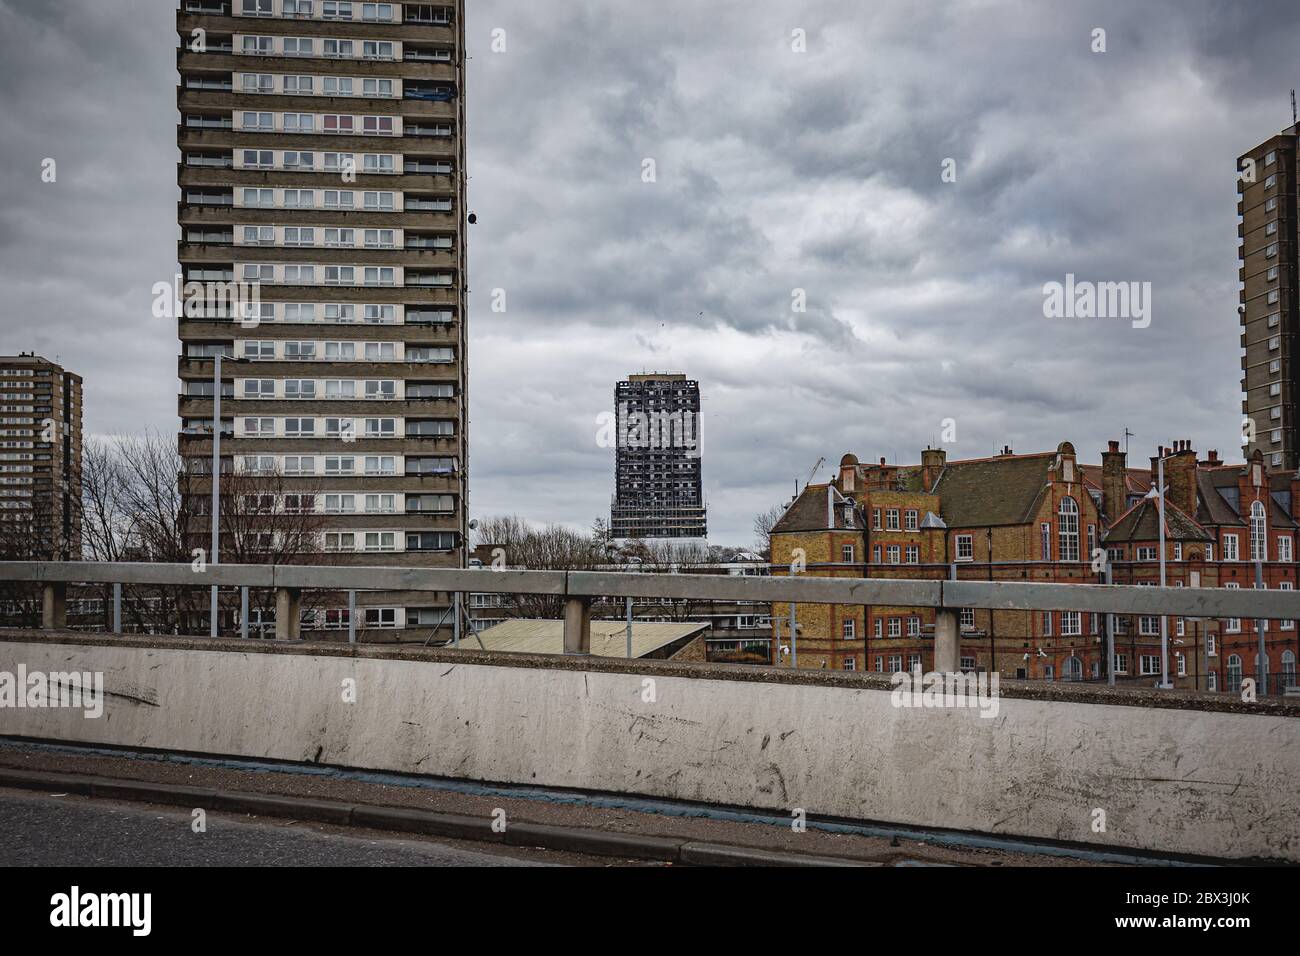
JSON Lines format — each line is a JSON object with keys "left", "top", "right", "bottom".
{"left": 1101, "top": 439, "right": 1127, "bottom": 521}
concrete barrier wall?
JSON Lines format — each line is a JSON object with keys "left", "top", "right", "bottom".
{"left": 1, "top": 636, "right": 1297, "bottom": 861}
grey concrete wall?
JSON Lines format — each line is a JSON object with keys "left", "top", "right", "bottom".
{"left": 1, "top": 636, "right": 1297, "bottom": 861}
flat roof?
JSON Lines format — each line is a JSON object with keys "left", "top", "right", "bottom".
{"left": 471, "top": 619, "right": 709, "bottom": 658}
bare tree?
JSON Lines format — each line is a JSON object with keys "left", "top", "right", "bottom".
{"left": 753, "top": 503, "right": 788, "bottom": 560}
{"left": 473, "top": 515, "right": 603, "bottom": 617}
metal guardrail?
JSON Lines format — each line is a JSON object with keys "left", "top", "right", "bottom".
{"left": 4, "top": 560, "right": 1300, "bottom": 668}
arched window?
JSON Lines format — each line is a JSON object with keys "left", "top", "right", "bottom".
{"left": 1283, "top": 650, "right": 1297, "bottom": 691}
{"left": 1058, "top": 497, "right": 1080, "bottom": 562}
{"left": 1063, "top": 656, "right": 1083, "bottom": 681}
{"left": 1227, "top": 654, "right": 1243, "bottom": 693}
{"left": 1250, "top": 501, "right": 1267, "bottom": 561}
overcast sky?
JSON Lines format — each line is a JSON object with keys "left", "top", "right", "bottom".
{"left": 0, "top": 0, "right": 1296, "bottom": 545}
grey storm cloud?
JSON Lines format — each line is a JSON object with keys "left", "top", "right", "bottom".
{"left": 0, "top": 0, "right": 1297, "bottom": 544}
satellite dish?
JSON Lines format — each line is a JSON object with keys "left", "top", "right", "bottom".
{"left": 467, "top": 212, "right": 478, "bottom": 224}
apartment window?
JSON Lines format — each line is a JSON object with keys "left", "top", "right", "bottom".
{"left": 284, "top": 455, "right": 314, "bottom": 476}
{"left": 1139, "top": 616, "right": 1160, "bottom": 636}
{"left": 906, "top": 617, "right": 920, "bottom": 637}
{"left": 243, "top": 379, "right": 274, "bottom": 398}
{"left": 284, "top": 227, "right": 315, "bottom": 247}
{"left": 364, "top": 494, "right": 395, "bottom": 513}
{"left": 325, "top": 190, "right": 355, "bottom": 209}
{"left": 955, "top": 534, "right": 973, "bottom": 561}
{"left": 1206, "top": 633, "right": 1216, "bottom": 656}
{"left": 885, "top": 508, "right": 900, "bottom": 530}
{"left": 405, "top": 494, "right": 453, "bottom": 513}
{"left": 1281, "top": 581, "right": 1294, "bottom": 629}
{"left": 242, "top": 150, "right": 273, "bottom": 169}
{"left": 283, "top": 341, "right": 316, "bottom": 361}
{"left": 364, "top": 229, "right": 396, "bottom": 248}
{"left": 362, "top": 41, "right": 395, "bottom": 60}
{"left": 841, "top": 544, "right": 855, "bottom": 563}
{"left": 284, "top": 418, "right": 314, "bottom": 437}
{"left": 886, "top": 545, "right": 901, "bottom": 564}
{"left": 242, "top": 73, "right": 274, "bottom": 93}
{"left": 1136, "top": 546, "right": 1156, "bottom": 561}
{"left": 960, "top": 656, "right": 976, "bottom": 672}
{"left": 323, "top": 1, "right": 354, "bottom": 19}
{"left": 887, "top": 619, "right": 901, "bottom": 639}
{"left": 324, "top": 153, "right": 354, "bottom": 172}
{"left": 363, "top": 116, "right": 395, "bottom": 136}
{"left": 905, "top": 545, "right": 919, "bottom": 564}
{"left": 364, "top": 154, "right": 396, "bottom": 174}
{"left": 325, "top": 266, "right": 355, "bottom": 285}
{"left": 406, "top": 532, "right": 457, "bottom": 552}
{"left": 1224, "top": 533, "right": 1239, "bottom": 562}
{"left": 960, "top": 608, "right": 974, "bottom": 629}
{"left": 1281, "top": 537, "right": 1293, "bottom": 562}
{"left": 325, "top": 380, "right": 356, "bottom": 398}
{"left": 873, "top": 619, "right": 882, "bottom": 639}
{"left": 243, "top": 417, "right": 274, "bottom": 437}
{"left": 1225, "top": 582, "right": 1241, "bottom": 632}
{"left": 324, "top": 342, "right": 356, "bottom": 361}
{"left": 842, "top": 658, "right": 856, "bottom": 672}
{"left": 242, "top": 188, "right": 274, "bottom": 208}
{"left": 1061, "top": 611, "right": 1081, "bottom": 636}
{"left": 1140, "top": 655, "right": 1160, "bottom": 677}
{"left": 243, "top": 35, "right": 274, "bottom": 55}
{"left": 242, "top": 112, "right": 274, "bottom": 131}
{"left": 871, "top": 508, "right": 881, "bottom": 530}
{"left": 283, "top": 265, "right": 314, "bottom": 284}
{"left": 1113, "top": 653, "right": 1128, "bottom": 674}
{"left": 1265, "top": 174, "right": 1277, "bottom": 189}
{"left": 283, "top": 379, "right": 315, "bottom": 398}
{"left": 904, "top": 509, "right": 918, "bottom": 531}
{"left": 325, "top": 456, "right": 355, "bottom": 476}
{"left": 364, "top": 608, "right": 399, "bottom": 629}
{"left": 1270, "top": 359, "right": 1281, "bottom": 373}
{"left": 362, "top": 2, "right": 394, "bottom": 21}
{"left": 242, "top": 455, "right": 275, "bottom": 474}
{"left": 362, "top": 78, "right": 394, "bottom": 97}
{"left": 1265, "top": 150, "right": 1277, "bottom": 166}
{"left": 363, "top": 266, "right": 396, "bottom": 286}
{"left": 841, "top": 619, "right": 856, "bottom": 640}
{"left": 364, "top": 418, "right": 395, "bottom": 438}
{"left": 323, "top": 39, "right": 354, "bottom": 57}
{"left": 364, "top": 380, "right": 396, "bottom": 400}
{"left": 1266, "top": 243, "right": 1278, "bottom": 258}
{"left": 283, "top": 38, "right": 314, "bottom": 56}
{"left": 364, "top": 191, "right": 395, "bottom": 211}
{"left": 324, "top": 77, "right": 355, "bottom": 96}
{"left": 324, "top": 532, "right": 355, "bottom": 552}
{"left": 1268, "top": 264, "right": 1279, "bottom": 279}
{"left": 283, "top": 152, "right": 314, "bottom": 171}
{"left": 242, "top": 0, "right": 273, "bottom": 16}
{"left": 285, "top": 304, "right": 315, "bottom": 322}
{"left": 1040, "top": 522, "right": 1050, "bottom": 560}
{"left": 284, "top": 189, "right": 315, "bottom": 209}
{"left": 1266, "top": 220, "right": 1278, "bottom": 236}
{"left": 887, "top": 655, "right": 902, "bottom": 673}
{"left": 323, "top": 115, "right": 355, "bottom": 133}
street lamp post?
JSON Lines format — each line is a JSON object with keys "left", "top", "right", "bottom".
{"left": 210, "top": 352, "right": 223, "bottom": 638}
{"left": 1156, "top": 454, "right": 1171, "bottom": 688}
{"left": 209, "top": 351, "right": 243, "bottom": 638}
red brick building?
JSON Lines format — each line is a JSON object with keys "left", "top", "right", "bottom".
{"left": 771, "top": 440, "right": 1300, "bottom": 695}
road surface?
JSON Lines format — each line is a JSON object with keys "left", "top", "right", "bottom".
{"left": 0, "top": 788, "right": 563, "bottom": 867}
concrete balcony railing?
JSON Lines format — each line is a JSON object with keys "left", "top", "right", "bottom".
{"left": 177, "top": 49, "right": 457, "bottom": 83}
{"left": 7, "top": 561, "right": 1300, "bottom": 662}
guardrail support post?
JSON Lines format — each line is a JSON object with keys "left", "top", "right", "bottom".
{"left": 41, "top": 583, "right": 66, "bottom": 630}
{"left": 240, "top": 586, "right": 249, "bottom": 640}
{"left": 348, "top": 590, "right": 356, "bottom": 644}
{"left": 934, "top": 608, "right": 960, "bottom": 673}
{"left": 275, "top": 587, "right": 302, "bottom": 641}
{"left": 112, "top": 583, "right": 122, "bottom": 635}
{"left": 563, "top": 596, "right": 591, "bottom": 655}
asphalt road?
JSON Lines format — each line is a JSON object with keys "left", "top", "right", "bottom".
{"left": 0, "top": 788, "right": 559, "bottom": 867}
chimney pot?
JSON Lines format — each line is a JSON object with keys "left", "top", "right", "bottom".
{"left": 1108, "top": 440, "right": 1119, "bottom": 453}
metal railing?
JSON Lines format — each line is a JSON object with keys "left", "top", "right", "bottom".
{"left": 4, "top": 561, "right": 1300, "bottom": 674}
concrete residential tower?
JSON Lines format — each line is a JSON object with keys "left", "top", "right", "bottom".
{"left": 0, "top": 354, "right": 82, "bottom": 561}
{"left": 1239, "top": 125, "right": 1297, "bottom": 469}
{"left": 611, "top": 373, "right": 706, "bottom": 540}
{"left": 175, "top": 0, "right": 467, "bottom": 640}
